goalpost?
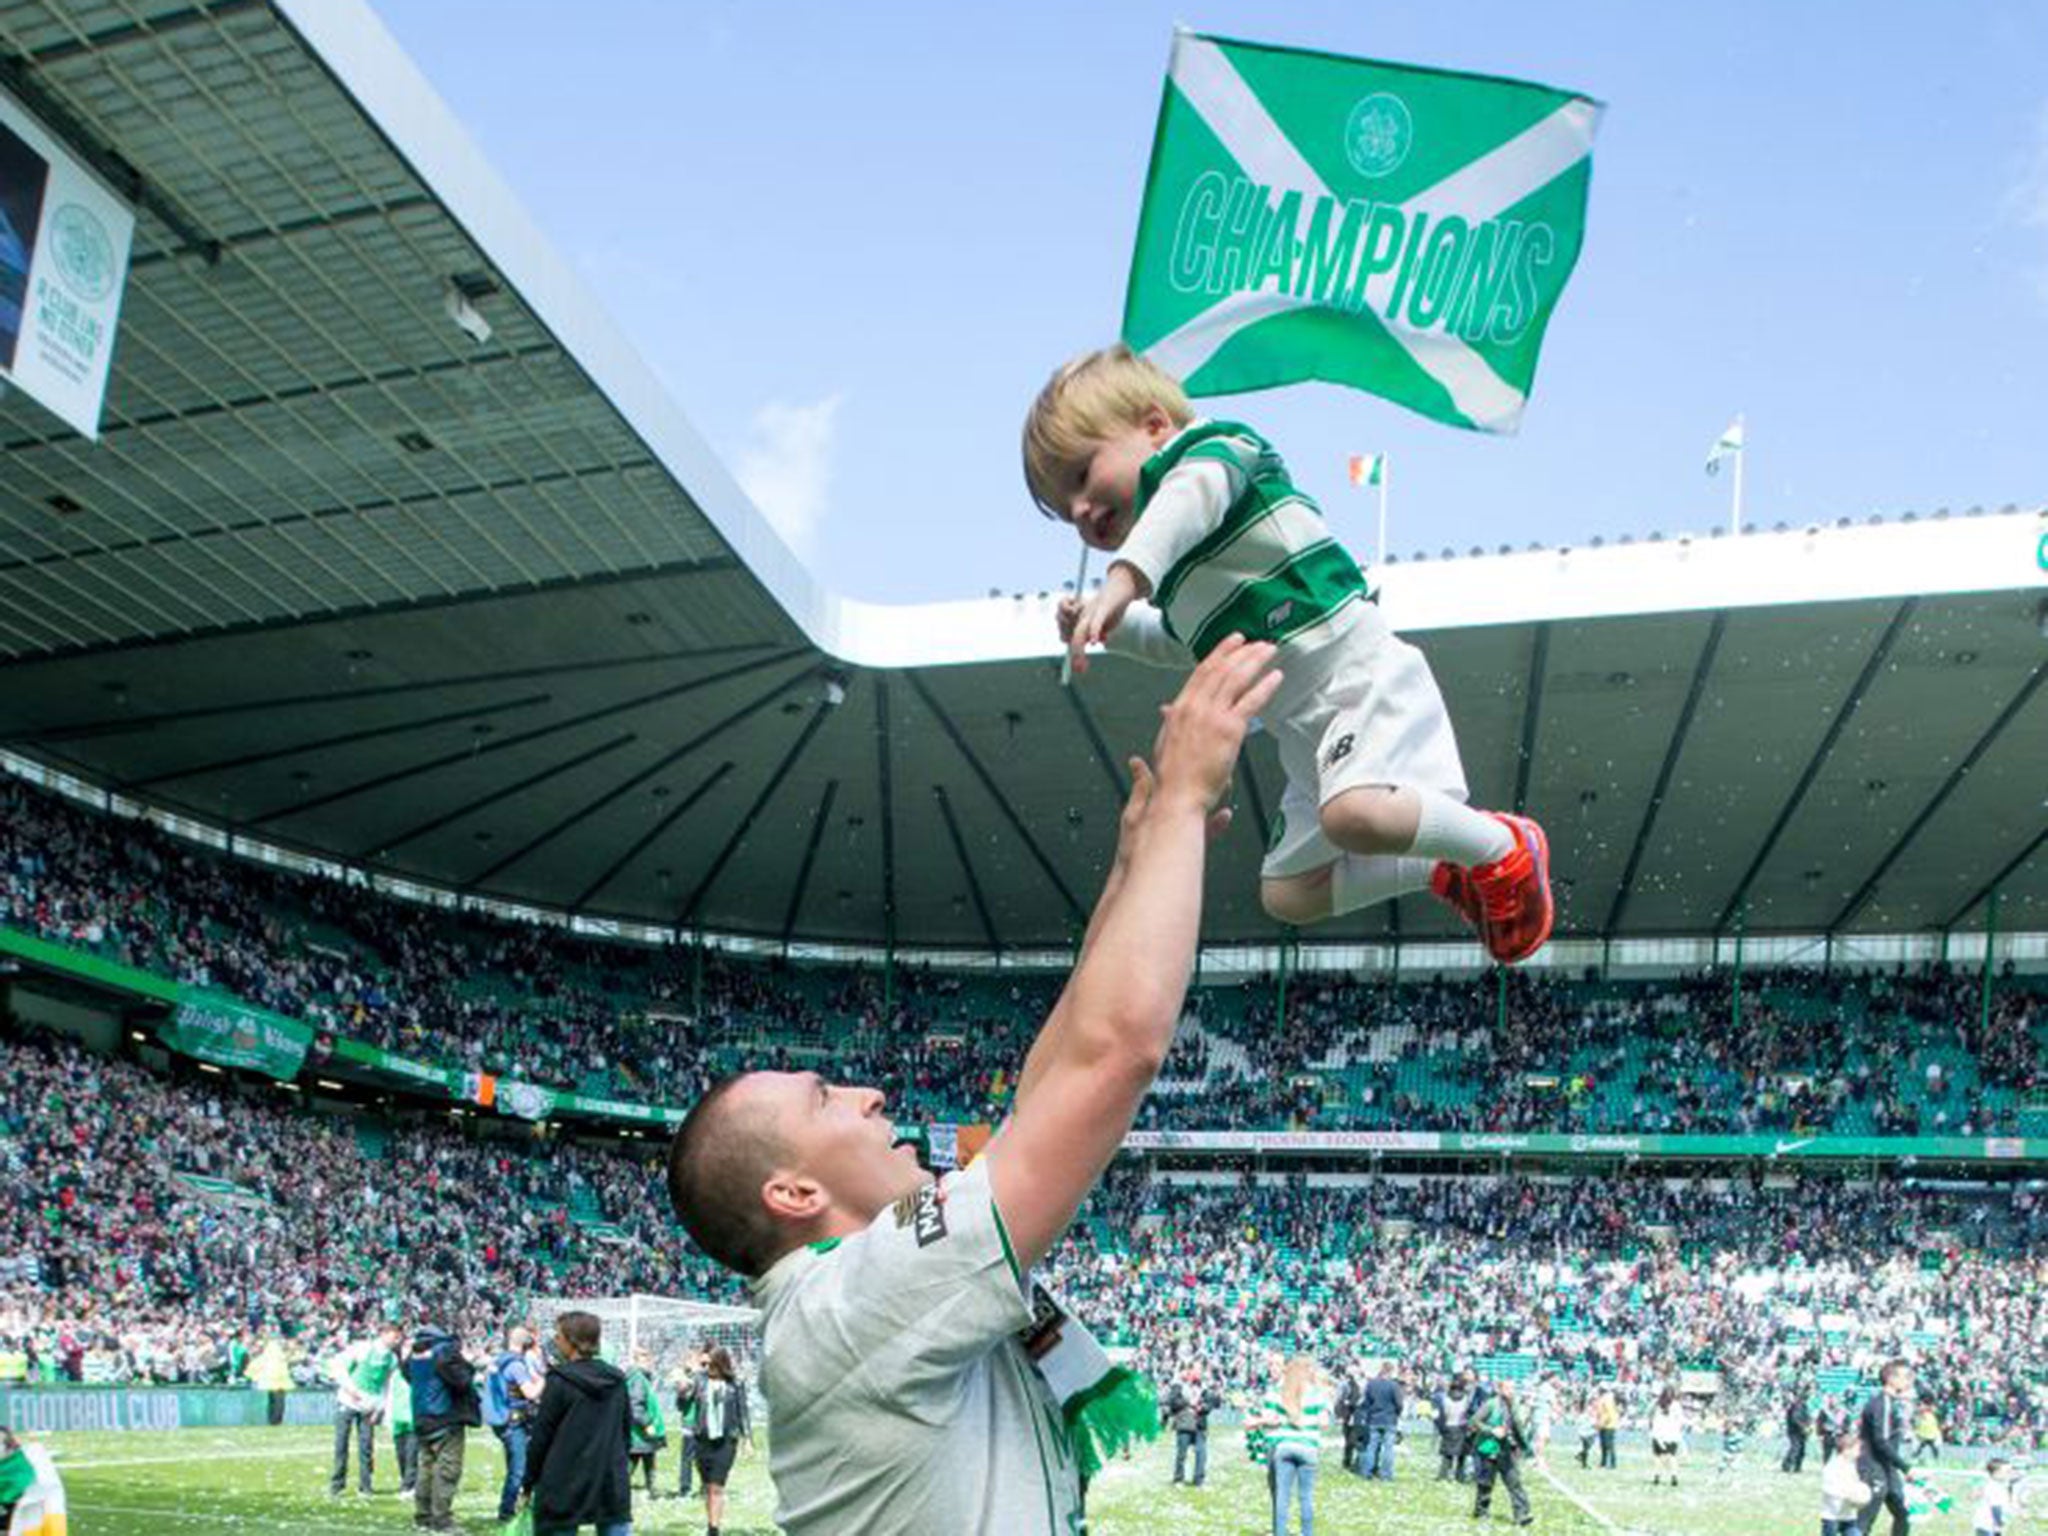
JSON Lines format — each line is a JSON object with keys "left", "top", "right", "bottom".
{"left": 527, "top": 1293, "right": 761, "bottom": 1390}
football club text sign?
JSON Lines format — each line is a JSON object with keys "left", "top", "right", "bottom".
{"left": 0, "top": 84, "right": 135, "bottom": 438}
{"left": 1124, "top": 33, "right": 1600, "bottom": 433}
{"left": 160, "top": 992, "right": 314, "bottom": 1081}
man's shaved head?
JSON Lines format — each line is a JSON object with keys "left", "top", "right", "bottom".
{"left": 667, "top": 1074, "right": 791, "bottom": 1277}
{"left": 668, "top": 1069, "right": 929, "bottom": 1279}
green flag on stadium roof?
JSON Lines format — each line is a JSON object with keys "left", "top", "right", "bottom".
{"left": 1122, "top": 31, "right": 1603, "bottom": 434}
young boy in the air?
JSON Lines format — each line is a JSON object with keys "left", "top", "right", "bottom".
{"left": 1023, "top": 343, "right": 1552, "bottom": 959}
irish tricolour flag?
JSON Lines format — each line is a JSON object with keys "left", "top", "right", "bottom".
{"left": 1123, "top": 32, "right": 1602, "bottom": 434}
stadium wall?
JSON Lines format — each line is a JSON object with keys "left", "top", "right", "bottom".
{"left": 0, "top": 1386, "right": 338, "bottom": 1433}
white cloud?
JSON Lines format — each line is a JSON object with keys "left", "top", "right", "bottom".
{"left": 733, "top": 394, "right": 843, "bottom": 561}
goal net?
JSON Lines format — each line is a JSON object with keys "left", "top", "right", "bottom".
{"left": 527, "top": 1293, "right": 761, "bottom": 1397}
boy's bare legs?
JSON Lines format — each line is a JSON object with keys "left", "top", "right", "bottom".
{"left": 1319, "top": 784, "right": 1510, "bottom": 864}
{"left": 1261, "top": 858, "right": 1431, "bottom": 926}
{"left": 1261, "top": 783, "right": 1554, "bottom": 962}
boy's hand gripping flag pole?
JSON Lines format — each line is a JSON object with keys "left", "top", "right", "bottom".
{"left": 1059, "top": 545, "right": 1090, "bottom": 688}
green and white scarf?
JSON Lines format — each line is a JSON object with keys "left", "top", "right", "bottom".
{"left": 1017, "top": 1284, "right": 1159, "bottom": 1480}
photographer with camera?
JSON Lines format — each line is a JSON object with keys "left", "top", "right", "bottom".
{"left": 404, "top": 1324, "right": 481, "bottom": 1533}
{"left": 484, "top": 1325, "right": 547, "bottom": 1524}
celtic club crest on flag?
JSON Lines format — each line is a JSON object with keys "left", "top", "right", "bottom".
{"left": 1123, "top": 32, "right": 1603, "bottom": 433}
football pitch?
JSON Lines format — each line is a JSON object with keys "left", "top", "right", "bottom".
{"left": 37, "top": 1425, "right": 2007, "bottom": 1535}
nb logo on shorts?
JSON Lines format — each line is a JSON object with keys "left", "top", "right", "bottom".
{"left": 1324, "top": 734, "right": 1356, "bottom": 767}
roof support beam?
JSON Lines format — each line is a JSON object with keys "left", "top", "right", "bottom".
{"left": 572, "top": 761, "right": 732, "bottom": 910}
{"left": 873, "top": 678, "right": 898, "bottom": 953}
{"left": 0, "top": 556, "right": 745, "bottom": 669}
{"left": 1604, "top": 613, "right": 1726, "bottom": 935}
{"left": 0, "top": 45, "right": 223, "bottom": 264}
{"left": 1055, "top": 662, "right": 1130, "bottom": 807}
{"left": 1830, "top": 659, "right": 2047, "bottom": 932}
{"left": 15, "top": 643, "right": 779, "bottom": 744}
{"left": 781, "top": 780, "right": 840, "bottom": 946}
{"left": 904, "top": 671, "right": 1086, "bottom": 926}
{"left": 125, "top": 194, "right": 438, "bottom": 273}
{"left": 679, "top": 706, "right": 833, "bottom": 925}
{"left": 121, "top": 693, "right": 551, "bottom": 789}
{"left": 244, "top": 653, "right": 802, "bottom": 825}
{"left": 1512, "top": 623, "right": 1551, "bottom": 814}
{"left": 367, "top": 732, "right": 635, "bottom": 858}
{"left": 0, "top": 459, "right": 661, "bottom": 578}
{"left": 933, "top": 784, "right": 1002, "bottom": 955}
{"left": 3, "top": 340, "right": 554, "bottom": 451}
{"left": 1944, "top": 824, "right": 2048, "bottom": 931}
{"left": 11, "top": 0, "right": 265, "bottom": 64}
{"left": 463, "top": 669, "right": 812, "bottom": 890}
{"left": 1714, "top": 599, "right": 1916, "bottom": 932}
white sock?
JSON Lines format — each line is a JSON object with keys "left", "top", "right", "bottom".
{"left": 1330, "top": 855, "right": 1434, "bottom": 916}
{"left": 1406, "top": 787, "right": 1513, "bottom": 867}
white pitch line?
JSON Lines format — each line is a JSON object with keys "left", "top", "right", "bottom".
{"left": 55, "top": 1444, "right": 318, "bottom": 1469}
{"left": 72, "top": 1503, "right": 374, "bottom": 1534}
{"left": 1533, "top": 1457, "right": 1655, "bottom": 1536}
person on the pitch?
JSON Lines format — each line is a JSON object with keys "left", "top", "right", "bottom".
{"left": 327, "top": 1322, "right": 402, "bottom": 1497}
{"left": 1469, "top": 1377, "right": 1535, "bottom": 1526}
{"left": 668, "top": 638, "right": 1280, "bottom": 1534}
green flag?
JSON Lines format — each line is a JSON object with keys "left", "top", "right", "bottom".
{"left": 1123, "top": 32, "right": 1602, "bottom": 433}
{"left": 159, "top": 991, "right": 312, "bottom": 1080}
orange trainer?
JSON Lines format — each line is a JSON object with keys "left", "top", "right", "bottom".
{"left": 1429, "top": 812, "right": 1554, "bottom": 965}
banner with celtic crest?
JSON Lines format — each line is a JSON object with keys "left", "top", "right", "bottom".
{"left": 0, "top": 83, "right": 136, "bottom": 438}
{"left": 1124, "top": 33, "right": 1600, "bottom": 433}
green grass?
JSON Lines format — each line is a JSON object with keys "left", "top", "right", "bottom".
{"left": 35, "top": 1425, "right": 2004, "bottom": 1534}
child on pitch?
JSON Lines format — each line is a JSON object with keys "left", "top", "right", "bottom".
{"left": 1818, "top": 1430, "right": 1871, "bottom": 1536}
{"left": 1974, "top": 1457, "right": 2021, "bottom": 1536}
{"left": 1024, "top": 344, "right": 1552, "bottom": 957}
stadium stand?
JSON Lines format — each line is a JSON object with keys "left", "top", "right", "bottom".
{"left": 1, "top": 774, "right": 2043, "bottom": 1459}
{"left": 4, "top": 772, "right": 2042, "bottom": 1137}
{"left": 3, "top": 1020, "right": 2040, "bottom": 1452}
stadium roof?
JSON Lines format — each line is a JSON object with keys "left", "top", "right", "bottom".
{"left": 2, "top": 0, "right": 2044, "bottom": 952}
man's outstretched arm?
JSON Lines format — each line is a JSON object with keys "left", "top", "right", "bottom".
{"left": 987, "top": 636, "right": 1279, "bottom": 1272}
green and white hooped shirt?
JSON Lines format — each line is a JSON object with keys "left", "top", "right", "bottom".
{"left": 331, "top": 1339, "right": 397, "bottom": 1407}
{"left": 1113, "top": 420, "right": 1371, "bottom": 662}
{"left": 1262, "top": 1390, "right": 1332, "bottom": 1461}
{"left": 751, "top": 1156, "right": 1083, "bottom": 1536}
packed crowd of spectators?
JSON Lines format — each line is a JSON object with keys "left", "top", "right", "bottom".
{"left": 0, "top": 1025, "right": 745, "bottom": 1390}
{"left": 6, "top": 1012, "right": 2041, "bottom": 1458}
{"left": 3, "top": 765, "right": 2046, "bottom": 1459}
{"left": 1171, "top": 967, "right": 2044, "bottom": 1136}
{"left": 1045, "top": 1167, "right": 2048, "bottom": 1450}
{"left": 4, "top": 772, "right": 2041, "bottom": 1139}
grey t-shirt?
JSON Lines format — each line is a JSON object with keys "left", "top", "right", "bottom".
{"left": 751, "top": 1155, "right": 1083, "bottom": 1534}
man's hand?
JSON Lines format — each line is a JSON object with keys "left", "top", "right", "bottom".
{"left": 1149, "top": 634, "right": 1280, "bottom": 814}
{"left": 1065, "top": 563, "right": 1147, "bottom": 678}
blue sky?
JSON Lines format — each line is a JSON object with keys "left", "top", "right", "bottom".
{"left": 376, "top": 0, "right": 2048, "bottom": 605}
